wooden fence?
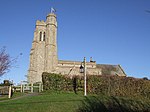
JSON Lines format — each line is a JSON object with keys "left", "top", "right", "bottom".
{"left": 0, "top": 86, "right": 12, "bottom": 98}
{"left": 14, "top": 82, "right": 43, "bottom": 93}
{"left": 0, "top": 82, "right": 43, "bottom": 98}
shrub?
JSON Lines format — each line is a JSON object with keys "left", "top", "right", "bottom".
{"left": 42, "top": 73, "right": 150, "bottom": 99}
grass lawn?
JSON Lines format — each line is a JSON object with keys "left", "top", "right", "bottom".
{"left": 0, "top": 91, "right": 150, "bottom": 112}
{"left": 0, "top": 91, "right": 84, "bottom": 112}
{"left": 0, "top": 95, "right": 8, "bottom": 101}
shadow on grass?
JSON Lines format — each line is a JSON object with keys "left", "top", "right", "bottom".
{"left": 77, "top": 96, "right": 150, "bottom": 112}
{"left": 77, "top": 96, "right": 107, "bottom": 112}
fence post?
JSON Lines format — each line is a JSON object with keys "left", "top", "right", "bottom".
{"left": 8, "top": 86, "right": 11, "bottom": 98}
{"left": 39, "top": 83, "right": 41, "bottom": 92}
{"left": 23, "top": 85, "right": 24, "bottom": 93}
{"left": 42, "top": 83, "right": 43, "bottom": 91}
{"left": 31, "top": 83, "right": 33, "bottom": 93}
{"left": 20, "top": 84, "right": 22, "bottom": 93}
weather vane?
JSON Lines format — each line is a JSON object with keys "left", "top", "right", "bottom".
{"left": 51, "top": 7, "right": 56, "bottom": 13}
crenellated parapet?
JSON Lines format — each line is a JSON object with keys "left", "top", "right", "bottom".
{"left": 36, "top": 20, "right": 46, "bottom": 26}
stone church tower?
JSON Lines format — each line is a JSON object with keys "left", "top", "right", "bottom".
{"left": 28, "top": 10, "right": 126, "bottom": 83}
{"left": 28, "top": 12, "right": 58, "bottom": 83}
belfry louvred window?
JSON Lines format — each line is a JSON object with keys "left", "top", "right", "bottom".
{"left": 39, "top": 32, "right": 42, "bottom": 41}
{"left": 43, "top": 32, "right": 46, "bottom": 41}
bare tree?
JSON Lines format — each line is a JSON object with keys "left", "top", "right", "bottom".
{"left": 0, "top": 47, "right": 15, "bottom": 77}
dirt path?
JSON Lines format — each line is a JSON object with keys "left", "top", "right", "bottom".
{"left": 0, "top": 93, "right": 39, "bottom": 102}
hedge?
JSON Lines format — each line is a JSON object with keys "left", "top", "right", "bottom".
{"left": 42, "top": 72, "right": 83, "bottom": 92}
{"left": 42, "top": 72, "right": 150, "bottom": 99}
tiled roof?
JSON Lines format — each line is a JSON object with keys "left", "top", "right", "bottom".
{"left": 96, "top": 64, "right": 126, "bottom": 76}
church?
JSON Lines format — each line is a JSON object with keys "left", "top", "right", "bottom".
{"left": 28, "top": 10, "right": 126, "bottom": 83}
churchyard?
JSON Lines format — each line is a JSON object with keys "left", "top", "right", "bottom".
{"left": 0, "top": 74, "right": 150, "bottom": 112}
{"left": 0, "top": 91, "right": 150, "bottom": 112}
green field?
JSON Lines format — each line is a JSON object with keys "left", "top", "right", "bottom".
{"left": 0, "top": 92, "right": 83, "bottom": 112}
{"left": 0, "top": 91, "right": 150, "bottom": 112}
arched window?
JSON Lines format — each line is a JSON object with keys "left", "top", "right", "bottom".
{"left": 43, "top": 32, "right": 46, "bottom": 41}
{"left": 39, "top": 32, "right": 42, "bottom": 41}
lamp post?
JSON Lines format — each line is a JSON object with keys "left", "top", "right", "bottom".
{"left": 80, "top": 57, "right": 87, "bottom": 96}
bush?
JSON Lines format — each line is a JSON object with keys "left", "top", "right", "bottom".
{"left": 42, "top": 72, "right": 73, "bottom": 91}
{"left": 88, "top": 75, "right": 150, "bottom": 99}
{"left": 42, "top": 73, "right": 150, "bottom": 99}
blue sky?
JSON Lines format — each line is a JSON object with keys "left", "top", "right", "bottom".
{"left": 0, "top": 0, "right": 150, "bottom": 84}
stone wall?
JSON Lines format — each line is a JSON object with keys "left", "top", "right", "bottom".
{"left": 56, "top": 60, "right": 101, "bottom": 77}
